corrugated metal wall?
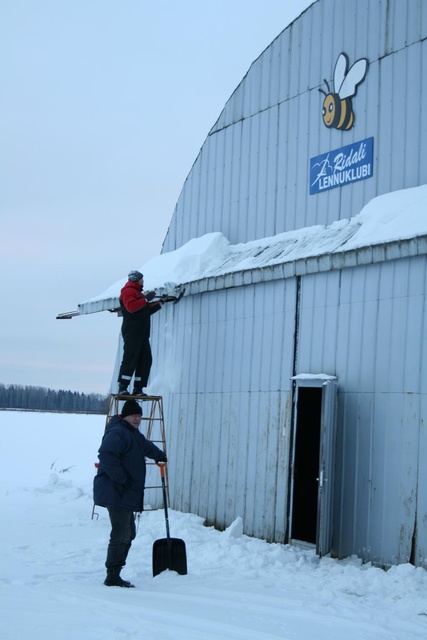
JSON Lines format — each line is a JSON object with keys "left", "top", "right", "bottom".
{"left": 146, "top": 0, "right": 427, "bottom": 568}
{"left": 152, "top": 280, "right": 297, "bottom": 541}
{"left": 151, "top": 254, "right": 427, "bottom": 565}
{"left": 296, "top": 256, "right": 427, "bottom": 566}
{"left": 162, "top": 0, "right": 427, "bottom": 252}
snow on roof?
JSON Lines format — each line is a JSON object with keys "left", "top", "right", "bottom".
{"left": 291, "top": 373, "right": 337, "bottom": 380}
{"left": 77, "top": 185, "right": 427, "bottom": 315}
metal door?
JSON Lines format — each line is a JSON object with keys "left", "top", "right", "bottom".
{"left": 316, "top": 378, "right": 338, "bottom": 556}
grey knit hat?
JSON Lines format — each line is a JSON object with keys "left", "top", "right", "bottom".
{"left": 128, "top": 270, "right": 143, "bottom": 282}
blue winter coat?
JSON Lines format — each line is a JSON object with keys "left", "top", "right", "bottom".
{"left": 93, "top": 415, "right": 167, "bottom": 512}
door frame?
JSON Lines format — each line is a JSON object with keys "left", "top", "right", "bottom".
{"left": 289, "top": 374, "right": 338, "bottom": 556}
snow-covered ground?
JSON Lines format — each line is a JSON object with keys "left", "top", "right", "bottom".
{"left": 1, "top": 410, "right": 426, "bottom": 640}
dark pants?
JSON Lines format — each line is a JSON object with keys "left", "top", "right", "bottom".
{"left": 118, "top": 330, "right": 153, "bottom": 389}
{"left": 105, "top": 506, "right": 136, "bottom": 571}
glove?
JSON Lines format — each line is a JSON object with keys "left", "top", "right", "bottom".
{"left": 157, "top": 453, "right": 167, "bottom": 463}
{"left": 145, "top": 290, "right": 156, "bottom": 302}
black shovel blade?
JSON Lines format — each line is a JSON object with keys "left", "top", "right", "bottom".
{"left": 152, "top": 537, "right": 187, "bottom": 576}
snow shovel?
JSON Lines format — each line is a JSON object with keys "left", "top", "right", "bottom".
{"left": 155, "top": 288, "right": 186, "bottom": 305}
{"left": 152, "top": 463, "right": 187, "bottom": 576}
{"left": 149, "top": 282, "right": 186, "bottom": 305}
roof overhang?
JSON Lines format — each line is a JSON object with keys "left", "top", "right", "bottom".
{"left": 56, "top": 298, "right": 120, "bottom": 319}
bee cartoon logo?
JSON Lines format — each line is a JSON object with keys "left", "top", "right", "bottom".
{"left": 320, "top": 53, "right": 368, "bottom": 130}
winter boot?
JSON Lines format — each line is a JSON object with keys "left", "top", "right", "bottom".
{"left": 131, "top": 387, "right": 146, "bottom": 396}
{"left": 104, "top": 569, "right": 135, "bottom": 588}
{"left": 118, "top": 383, "right": 130, "bottom": 396}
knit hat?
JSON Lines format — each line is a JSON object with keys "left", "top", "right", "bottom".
{"left": 128, "top": 270, "right": 143, "bottom": 282}
{"left": 121, "top": 399, "right": 142, "bottom": 418}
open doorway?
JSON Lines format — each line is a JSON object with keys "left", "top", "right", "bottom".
{"left": 290, "top": 387, "right": 322, "bottom": 544}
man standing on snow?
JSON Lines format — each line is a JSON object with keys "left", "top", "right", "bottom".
{"left": 93, "top": 399, "right": 167, "bottom": 587}
{"left": 117, "top": 270, "right": 162, "bottom": 396}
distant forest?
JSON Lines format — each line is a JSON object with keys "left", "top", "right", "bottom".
{"left": 0, "top": 384, "right": 109, "bottom": 414}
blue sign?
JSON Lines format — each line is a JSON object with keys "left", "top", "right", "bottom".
{"left": 310, "top": 137, "right": 374, "bottom": 195}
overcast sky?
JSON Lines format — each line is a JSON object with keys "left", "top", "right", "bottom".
{"left": 1, "top": 0, "right": 314, "bottom": 395}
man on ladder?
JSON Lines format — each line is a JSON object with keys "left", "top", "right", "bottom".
{"left": 117, "top": 270, "right": 163, "bottom": 396}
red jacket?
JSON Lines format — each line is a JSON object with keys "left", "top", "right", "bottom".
{"left": 120, "top": 280, "right": 149, "bottom": 313}
{"left": 119, "top": 281, "right": 161, "bottom": 337}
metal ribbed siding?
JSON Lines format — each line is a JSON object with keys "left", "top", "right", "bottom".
{"left": 150, "top": 254, "right": 427, "bottom": 564}
{"left": 150, "top": 280, "right": 297, "bottom": 541}
{"left": 295, "top": 256, "right": 427, "bottom": 566}
{"left": 163, "top": 0, "right": 427, "bottom": 253}
{"left": 296, "top": 257, "right": 426, "bottom": 395}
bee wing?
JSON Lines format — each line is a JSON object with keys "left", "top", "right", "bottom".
{"left": 338, "top": 58, "right": 368, "bottom": 99}
{"left": 334, "top": 53, "right": 348, "bottom": 94}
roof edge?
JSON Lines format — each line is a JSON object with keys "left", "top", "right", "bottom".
{"left": 60, "top": 233, "right": 427, "bottom": 318}
{"left": 183, "top": 234, "right": 427, "bottom": 296}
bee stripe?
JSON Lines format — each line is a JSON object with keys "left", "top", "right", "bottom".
{"left": 337, "top": 99, "right": 354, "bottom": 130}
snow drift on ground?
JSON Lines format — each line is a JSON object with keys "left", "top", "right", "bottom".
{"left": 84, "top": 184, "right": 427, "bottom": 305}
{"left": 1, "top": 410, "right": 426, "bottom": 640}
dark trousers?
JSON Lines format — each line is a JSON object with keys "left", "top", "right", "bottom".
{"left": 105, "top": 506, "right": 136, "bottom": 571}
{"left": 118, "top": 331, "right": 153, "bottom": 389}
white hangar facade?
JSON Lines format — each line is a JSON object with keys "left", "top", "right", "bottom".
{"left": 71, "top": 0, "right": 427, "bottom": 568}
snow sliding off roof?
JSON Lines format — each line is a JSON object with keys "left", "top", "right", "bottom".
{"left": 77, "top": 185, "right": 427, "bottom": 316}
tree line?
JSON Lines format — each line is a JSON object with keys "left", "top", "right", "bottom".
{"left": 0, "top": 384, "right": 109, "bottom": 414}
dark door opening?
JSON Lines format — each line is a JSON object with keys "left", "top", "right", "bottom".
{"left": 290, "top": 387, "right": 322, "bottom": 544}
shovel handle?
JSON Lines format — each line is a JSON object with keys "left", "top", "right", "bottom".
{"left": 156, "top": 461, "right": 167, "bottom": 479}
{"left": 156, "top": 461, "right": 170, "bottom": 539}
